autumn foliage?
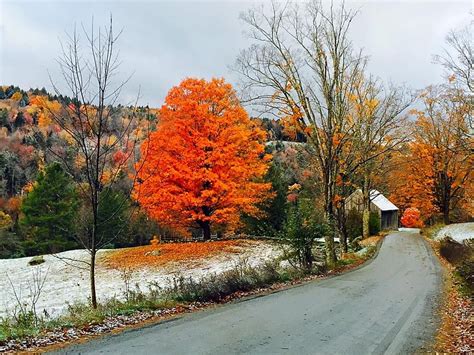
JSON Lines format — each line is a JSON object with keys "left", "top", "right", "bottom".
{"left": 134, "top": 78, "right": 272, "bottom": 239}
{"left": 389, "top": 86, "right": 473, "bottom": 224}
{"left": 400, "top": 207, "right": 423, "bottom": 228}
{"left": 103, "top": 239, "right": 255, "bottom": 270}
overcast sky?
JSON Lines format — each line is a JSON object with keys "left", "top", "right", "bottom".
{"left": 0, "top": 0, "right": 471, "bottom": 107}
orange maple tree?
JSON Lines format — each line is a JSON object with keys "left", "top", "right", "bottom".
{"left": 389, "top": 86, "right": 472, "bottom": 223}
{"left": 400, "top": 207, "right": 423, "bottom": 228}
{"left": 134, "top": 78, "right": 272, "bottom": 239}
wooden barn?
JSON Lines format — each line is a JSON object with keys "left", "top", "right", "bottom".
{"left": 345, "top": 189, "right": 399, "bottom": 230}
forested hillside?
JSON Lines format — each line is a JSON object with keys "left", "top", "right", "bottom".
{"left": 0, "top": 85, "right": 161, "bottom": 257}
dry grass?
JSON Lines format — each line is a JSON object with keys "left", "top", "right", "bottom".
{"left": 424, "top": 237, "right": 474, "bottom": 353}
{"left": 101, "top": 239, "right": 256, "bottom": 270}
{"left": 359, "top": 235, "right": 383, "bottom": 247}
{"left": 435, "top": 279, "right": 473, "bottom": 353}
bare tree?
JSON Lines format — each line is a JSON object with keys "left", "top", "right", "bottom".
{"left": 236, "top": 1, "right": 366, "bottom": 267}
{"left": 434, "top": 20, "right": 473, "bottom": 149}
{"left": 434, "top": 20, "right": 473, "bottom": 95}
{"left": 44, "top": 17, "right": 150, "bottom": 308}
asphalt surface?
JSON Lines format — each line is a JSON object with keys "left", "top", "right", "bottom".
{"left": 55, "top": 231, "right": 442, "bottom": 355}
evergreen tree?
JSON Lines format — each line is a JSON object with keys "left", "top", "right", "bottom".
{"left": 242, "top": 161, "right": 289, "bottom": 236}
{"left": 97, "top": 188, "right": 129, "bottom": 248}
{"left": 0, "top": 109, "right": 10, "bottom": 131}
{"left": 13, "top": 112, "right": 25, "bottom": 129}
{"left": 21, "top": 162, "right": 79, "bottom": 254}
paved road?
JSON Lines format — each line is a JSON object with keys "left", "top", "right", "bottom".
{"left": 56, "top": 231, "right": 442, "bottom": 355}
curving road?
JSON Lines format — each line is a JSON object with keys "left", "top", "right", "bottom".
{"left": 55, "top": 231, "right": 442, "bottom": 355}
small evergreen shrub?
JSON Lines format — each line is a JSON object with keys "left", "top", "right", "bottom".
{"left": 369, "top": 212, "right": 380, "bottom": 235}
{"left": 346, "top": 208, "right": 363, "bottom": 241}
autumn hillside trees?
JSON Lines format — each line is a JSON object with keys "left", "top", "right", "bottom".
{"left": 134, "top": 78, "right": 272, "bottom": 240}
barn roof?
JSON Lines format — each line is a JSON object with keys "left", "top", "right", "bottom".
{"left": 370, "top": 190, "right": 398, "bottom": 211}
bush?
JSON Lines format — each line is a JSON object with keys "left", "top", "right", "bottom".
{"left": 0, "top": 230, "right": 24, "bottom": 259}
{"left": 369, "top": 212, "right": 380, "bottom": 236}
{"left": 440, "top": 238, "right": 473, "bottom": 295}
{"left": 457, "top": 254, "right": 474, "bottom": 294}
{"left": 165, "top": 260, "right": 283, "bottom": 303}
{"left": 440, "top": 237, "right": 469, "bottom": 264}
{"left": 281, "top": 198, "right": 328, "bottom": 271}
{"left": 401, "top": 207, "right": 423, "bottom": 228}
{"left": 346, "top": 208, "right": 362, "bottom": 241}
{"left": 28, "top": 255, "right": 45, "bottom": 266}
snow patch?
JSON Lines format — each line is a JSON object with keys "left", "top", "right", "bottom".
{"left": 0, "top": 242, "right": 280, "bottom": 319}
{"left": 434, "top": 223, "right": 474, "bottom": 243}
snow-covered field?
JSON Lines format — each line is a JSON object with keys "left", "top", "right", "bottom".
{"left": 0, "top": 242, "right": 279, "bottom": 319}
{"left": 434, "top": 222, "right": 474, "bottom": 243}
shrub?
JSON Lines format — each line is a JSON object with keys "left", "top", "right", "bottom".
{"left": 440, "top": 237, "right": 469, "bottom": 264}
{"left": 346, "top": 208, "right": 362, "bottom": 241}
{"left": 369, "top": 212, "right": 380, "bottom": 235}
{"left": 440, "top": 238, "right": 473, "bottom": 295}
{"left": 281, "top": 198, "right": 328, "bottom": 271}
{"left": 457, "top": 253, "right": 474, "bottom": 294}
{"left": 0, "top": 230, "right": 24, "bottom": 259}
{"left": 28, "top": 255, "right": 45, "bottom": 266}
{"left": 401, "top": 207, "right": 423, "bottom": 228}
{"left": 165, "top": 260, "right": 283, "bottom": 303}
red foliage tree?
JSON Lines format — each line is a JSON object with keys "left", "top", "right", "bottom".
{"left": 134, "top": 78, "right": 272, "bottom": 240}
{"left": 400, "top": 207, "right": 423, "bottom": 228}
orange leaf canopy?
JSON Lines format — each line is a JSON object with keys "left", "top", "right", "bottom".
{"left": 134, "top": 78, "right": 272, "bottom": 235}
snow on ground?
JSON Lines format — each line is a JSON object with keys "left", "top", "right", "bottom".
{"left": 434, "top": 222, "right": 474, "bottom": 243}
{"left": 0, "top": 241, "right": 280, "bottom": 319}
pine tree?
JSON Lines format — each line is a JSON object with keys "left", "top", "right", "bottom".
{"left": 242, "top": 161, "right": 289, "bottom": 236}
{"left": 21, "top": 162, "right": 79, "bottom": 254}
{"left": 97, "top": 188, "right": 129, "bottom": 248}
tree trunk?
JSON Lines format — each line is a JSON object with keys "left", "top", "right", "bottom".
{"left": 362, "top": 172, "right": 370, "bottom": 238}
{"left": 362, "top": 210, "right": 370, "bottom": 238}
{"left": 201, "top": 221, "right": 211, "bottom": 241}
{"left": 90, "top": 250, "right": 97, "bottom": 308}
{"left": 337, "top": 205, "right": 348, "bottom": 254}
{"left": 324, "top": 179, "right": 337, "bottom": 268}
{"left": 443, "top": 177, "right": 451, "bottom": 225}
{"left": 325, "top": 210, "right": 337, "bottom": 268}
{"left": 304, "top": 243, "right": 313, "bottom": 271}
{"left": 443, "top": 205, "right": 450, "bottom": 225}
{"left": 340, "top": 228, "right": 348, "bottom": 254}
{"left": 325, "top": 231, "right": 337, "bottom": 268}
